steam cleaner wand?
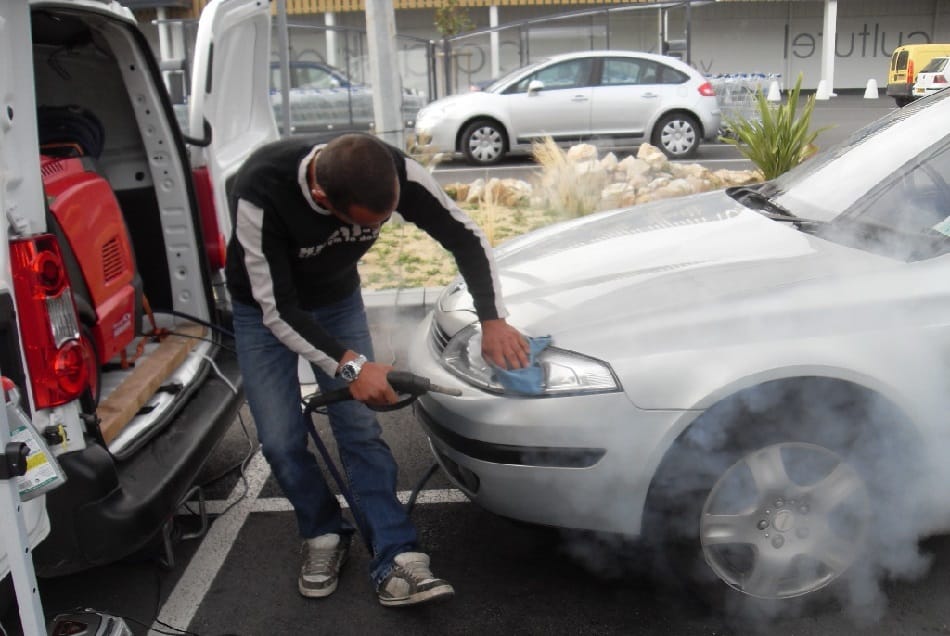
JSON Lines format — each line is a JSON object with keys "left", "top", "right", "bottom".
{"left": 302, "top": 370, "right": 460, "bottom": 550}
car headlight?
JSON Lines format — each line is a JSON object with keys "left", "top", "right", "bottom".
{"left": 417, "top": 101, "right": 461, "bottom": 125}
{"left": 440, "top": 323, "right": 619, "bottom": 396}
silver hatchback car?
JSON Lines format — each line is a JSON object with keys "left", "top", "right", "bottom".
{"left": 415, "top": 50, "right": 721, "bottom": 165}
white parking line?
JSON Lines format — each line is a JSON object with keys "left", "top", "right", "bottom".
{"left": 202, "top": 488, "right": 469, "bottom": 515}
{"left": 154, "top": 448, "right": 468, "bottom": 633}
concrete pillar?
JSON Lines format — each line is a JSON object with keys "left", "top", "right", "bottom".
{"left": 820, "top": 0, "right": 837, "bottom": 97}
{"left": 156, "top": 8, "right": 187, "bottom": 101}
{"left": 365, "top": 0, "right": 404, "bottom": 147}
{"left": 276, "top": 0, "right": 292, "bottom": 135}
{"left": 326, "top": 12, "right": 338, "bottom": 68}
{"left": 490, "top": 6, "right": 499, "bottom": 80}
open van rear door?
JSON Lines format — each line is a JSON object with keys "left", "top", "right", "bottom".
{"left": 187, "top": 0, "right": 279, "bottom": 244}
{"left": 0, "top": 3, "right": 52, "bottom": 627}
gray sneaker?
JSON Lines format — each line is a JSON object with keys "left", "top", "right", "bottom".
{"left": 299, "top": 533, "right": 349, "bottom": 598}
{"left": 377, "top": 552, "right": 455, "bottom": 607}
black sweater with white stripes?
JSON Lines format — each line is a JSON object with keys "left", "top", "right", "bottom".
{"left": 224, "top": 136, "right": 506, "bottom": 375}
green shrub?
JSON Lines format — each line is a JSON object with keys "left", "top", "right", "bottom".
{"left": 720, "top": 74, "right": 830, "bottom": 180}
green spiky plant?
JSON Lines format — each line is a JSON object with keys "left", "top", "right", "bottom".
{"left": 720, "top": 73, "right": 831, "bottom": 180}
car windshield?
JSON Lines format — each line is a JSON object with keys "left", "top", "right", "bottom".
{"left": 766, "top": 90, "right": 950, "bottom": 260}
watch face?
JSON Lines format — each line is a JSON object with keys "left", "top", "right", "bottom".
{"left": 340, "top": 354, "right": 365, "bottom": 382}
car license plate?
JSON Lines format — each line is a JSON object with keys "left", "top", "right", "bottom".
{"left": 915, "top": 88, "right": 925, "bottom": 95}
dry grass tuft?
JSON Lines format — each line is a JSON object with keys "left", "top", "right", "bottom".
{"left": 531, "top": 137, "right": 605, "bottom": 218}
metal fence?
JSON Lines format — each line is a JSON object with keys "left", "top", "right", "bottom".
{"left": 159, "top": 19, "right": 433, "bottom": 135}
{"left": 156, "top": 0, "right": 701, "bottom": 135}
{"left": 437, "top": 1, "right": 692, "bottom": 97}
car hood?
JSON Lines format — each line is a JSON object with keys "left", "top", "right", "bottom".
{"left": 439, "top": 191, "right": 902, "bottom": 353}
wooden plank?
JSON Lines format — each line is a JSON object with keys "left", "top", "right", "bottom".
{"left": 96, "top": 323, "right": 208, "bottom": 444}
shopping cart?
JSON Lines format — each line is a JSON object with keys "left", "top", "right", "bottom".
{"left": 708, "top": 73, "right": 781, "bottom": 137}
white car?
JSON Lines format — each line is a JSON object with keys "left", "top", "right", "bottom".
{"left": 415, "top": 50, "right": 721, "bottom": 165}
{"left": 408, "top": 92, "right": 950, "bottom": 608}
{"left": 913, "top": 56, "right": 949, "bottom": 98}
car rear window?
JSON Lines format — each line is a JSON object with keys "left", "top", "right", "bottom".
{"left": 920, "top": 57, "right": 949, "bottom": 73}
{"left": 893, "top": 50, "right": 909, "bottom": 71}
{"left": 658, "top": 65, "right": 688, "bottom": 84}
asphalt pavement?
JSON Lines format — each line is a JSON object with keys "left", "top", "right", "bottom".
{"left": 10, "top": 93, "right": 947, "bottom": 636}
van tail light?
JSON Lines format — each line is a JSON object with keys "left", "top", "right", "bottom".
{"left": 936, "top": 74, "right": 947, "bottom": 84}
{"left": 10, "top": 234, "right": 89, "bottom": 409}
{"left": 698, "top": 81, "right": 716, "bottom": 97}
{"left": 907, "top": 59, "right": 915, "bottom": 84}
{"left": 192, "top": 167, "right": 227, "bottom": 270}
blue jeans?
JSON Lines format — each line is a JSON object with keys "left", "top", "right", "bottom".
{"left": 232, "top": 291, "right": 417, "bottom": 585}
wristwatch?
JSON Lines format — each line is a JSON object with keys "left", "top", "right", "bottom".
{"left": 338, "top": 354, "right": 367, "bottom": 383}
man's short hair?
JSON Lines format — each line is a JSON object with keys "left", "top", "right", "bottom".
{"left": 315, "top": 134, "right": 398, "bottom": 215}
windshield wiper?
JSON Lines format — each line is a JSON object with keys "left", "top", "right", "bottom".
{"left": 726, "top": 185, "right": 825, "bottom": 227}
{"left": 726, "top": 185, "right": 793, "bottom": 216}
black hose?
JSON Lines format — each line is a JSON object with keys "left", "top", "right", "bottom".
{"left": 406, "top": 462, "right": 441, "bottom": 515}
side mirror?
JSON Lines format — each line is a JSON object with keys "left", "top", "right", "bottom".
{"left": 528, "top": 80, "right": 544, "bottom": 93}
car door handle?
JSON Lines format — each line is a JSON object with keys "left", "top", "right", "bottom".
{"left": 641, "top": 92, "right": 660, "bottom": 99}
{"left": 571, "top": 95, "right": 589, "bottom": 102}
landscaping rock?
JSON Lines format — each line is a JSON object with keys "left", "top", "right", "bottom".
{"left": 443, "top": 142, "right": 762, "bottom": 213}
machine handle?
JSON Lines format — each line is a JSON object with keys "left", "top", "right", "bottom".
{"left": 303, "top": 370, "right": 461, "bottom": 413}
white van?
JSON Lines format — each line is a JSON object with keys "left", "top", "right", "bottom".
{"left": 0, "top": 0, "right": 276, "bottom": 622}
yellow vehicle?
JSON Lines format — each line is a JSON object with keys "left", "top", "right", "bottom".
{"left": 887, "top": 42, "right": 950, "bottom": 106}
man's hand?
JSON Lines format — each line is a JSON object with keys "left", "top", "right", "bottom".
{"left": 339, "top": 351, "right": 397, "bottom": 405}
{"left": 481, "top": 318, "right": 530, "bottom": 370}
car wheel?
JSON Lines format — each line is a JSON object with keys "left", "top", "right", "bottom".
{"left": 651, "top": 113, "right": 700, "bottom": 159}
{"left": 644, "top": 380, "right": 920, "bottom": 615}
{"left": 461, "top": 119, "right": 507, "bottom": 165}
{"left": 894, "top": 97, "right": 912, "bottom": 107}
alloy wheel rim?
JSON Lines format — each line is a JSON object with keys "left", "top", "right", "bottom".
{"left": 699, "top": 442, "right": 870, "bottom": 599}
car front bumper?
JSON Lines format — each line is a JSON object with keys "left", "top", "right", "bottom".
{"left": 407, "top": 314, "right": 689, "bottom": 536}
{"left": 415, "top": 114, "right": 462, "bottom": 154}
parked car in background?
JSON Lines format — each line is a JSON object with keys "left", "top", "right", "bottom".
{"left": 415, "top": 50, "right": 720, "bottom": 165}
{"left": 913, "top": 56, "right": 950, "bottom": 99}
{"left": 270, "top": 60, "right": 427, "bottom": 133}
{"left": 408, "top": 90, "right": 950, "bottom": 610}
{"left": 887, "top": 42, "right": 950, "bottom": 106}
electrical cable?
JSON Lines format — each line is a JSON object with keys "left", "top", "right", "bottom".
{"left": 166, "top": 309, "right": 236, "bottom": 339}
{"left": 163, "top": 331, "right": 237, "bottom": 356}
{"left": 179, "top": 410, "right": 257, "bottom": 520}
{"left": 197, "top": 353, "right": 238, "bottom": 396}
{"left": 49, "top": 608, "right": 197, "bottom": 636}
{"left": 196, "top": 411, "right": 255, "bottom": 489}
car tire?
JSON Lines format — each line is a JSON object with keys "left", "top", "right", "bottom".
{"left": 461, "top": 119, "right": 507, "bottom": 166}
{"left": 643, "top": 379, "right": 921, "bottom": 617}
{"left": 894, "top": 97, "right": 912, "bottom": 107}
{"left": 651, "top": 112, "right": 701, "bottom": 159}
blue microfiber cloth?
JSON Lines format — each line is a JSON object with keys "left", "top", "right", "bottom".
{"left": 489, "top": 335, "right": 552, "bottom": 395}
